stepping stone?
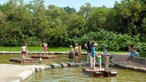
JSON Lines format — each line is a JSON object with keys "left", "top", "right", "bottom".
{"left": 65, "top": 62, "right": 79, "bottom": 67}
{"left": 50, "top": 63, "right": 62, "bottom": 68}
{"left": 35, "top": 66, "right": 51, "bottom": 72}
{"left": 61, "top": 63, "right": 68, "bottom": 68}
{"left": 77, "top": 63, "right": 84, "bottom": 66}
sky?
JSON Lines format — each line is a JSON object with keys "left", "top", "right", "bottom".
{"left": 0, "top": 0, "right": 121, "bottom": 11}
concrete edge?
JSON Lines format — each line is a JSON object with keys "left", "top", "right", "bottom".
{"left": 10, "top": 62, "right": 85, "bottom": 82}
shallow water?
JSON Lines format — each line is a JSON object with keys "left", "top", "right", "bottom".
{"left": 25, "top": 67, "right": 146, "bottom": 82}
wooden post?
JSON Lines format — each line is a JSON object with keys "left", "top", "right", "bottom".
{"left": 78, "top": 46, "right": 81, "bottom": 63}
{"left": 105, "top": 56, "right": 109, "bottom": 72}
{"left": 39, "top": 42, "right": 42, "bottom": 64}
{"left": 40, "top": 42, "right": 42, "bottom": 56}
{"left": 105, "top": 56, "right": 109, "bottom": 77}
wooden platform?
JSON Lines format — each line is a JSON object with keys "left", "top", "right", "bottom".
{"left": 9, "top": 58, "right": 34, "bottom": 64}
{"left": 31, "top": 55, "right": 57, "bottom": 59}
{"left": 82, "top": 67, "right": 117, "bottom": 77}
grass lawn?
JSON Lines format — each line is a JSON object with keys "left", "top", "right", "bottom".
{"left": 0, "top": 46, "right": 145, "bottom": 64}
{"left": 0, "top": 54, "right": 87, "bottom": 64}
{"left": 0, "top": 46, "right": 77, "bottom": 52}
{"left": 0, "top": 46, "right": 127, "bottom": 53}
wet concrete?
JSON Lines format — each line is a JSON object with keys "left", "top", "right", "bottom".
{"left": 111, "top": 55, "right": 146, "bottom": 72}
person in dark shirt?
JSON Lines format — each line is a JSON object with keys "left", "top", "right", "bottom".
{"left": 84, "top": 39, "right": 94, "bottom": 64}
{"left": 68, "top": 45, "right": 74, "bottom": 62}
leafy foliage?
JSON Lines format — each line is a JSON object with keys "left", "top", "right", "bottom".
{"left": 0, "top": 0, "right": 146, "bottom": 52}
{"left": 79, "top": 29, "right": 146, "bottom": 51}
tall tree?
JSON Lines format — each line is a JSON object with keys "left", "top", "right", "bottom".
{"left": 63, "top": 6, "right": 77, "bottom": 14}
{"left": 79, "top": 3, "right": 92, "bottom": 19}
{"left": 86, "top": 6, "right": 110, "bottom": 31}
{"left": 66, "top": 13, "right": 86, "bottom": 38}
{"left": 113, "top": 0, "right": 143, "bottom": 36}
{"left": 28, "top": 0, "right": 49, "bottom": 43}
{"left": 46, "top": 5, "right": 68, "bottom": 46}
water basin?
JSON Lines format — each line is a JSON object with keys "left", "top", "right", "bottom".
{"left": 25, "top": 67, "right": 146, "bottom": 82}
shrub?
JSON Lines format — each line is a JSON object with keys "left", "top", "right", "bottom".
{"left": 79, "top": 29, "right": 146, "bottom": 51}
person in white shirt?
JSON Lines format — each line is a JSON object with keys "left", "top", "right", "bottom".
{"left": 21, "top": 44, "right": 27, "bottom": 59}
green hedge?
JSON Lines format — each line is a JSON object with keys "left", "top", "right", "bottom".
{"left": 79, "top": 29, "right": 146, "bottom": 51}
{"left": 139, "top": 52, "right": 146, "bottom": 58}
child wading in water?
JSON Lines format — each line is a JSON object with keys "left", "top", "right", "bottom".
{"left": 68, "top": 45, "right": 74, "bottom": 62}
{"left": 103, "top": 47, "right": 108, "bottom": 64}
{"left": 74, "top": 43, "right": 79, "bottom": 63}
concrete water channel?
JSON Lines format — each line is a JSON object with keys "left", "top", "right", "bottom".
{"left": 0, "top": 52, "right": 146, "bottom": 82}
{"left": 25, "top": 67, "right": 146, "bottom": 82}
{"left": 24, "top": 54, "right": 146, "bottom": 82}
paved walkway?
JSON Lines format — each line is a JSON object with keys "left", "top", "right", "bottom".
{"left": 0, "top": 64, "right": 48, "bottom": 82}
{"left": 111, "top": 55, "right": 146, "bottom": 72}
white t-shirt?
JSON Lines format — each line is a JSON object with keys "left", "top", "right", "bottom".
{"left": 75, "top": 46, "right": 78, "bottom": 52}
{"left": 22, "top": 46, "right": 27, "bottom": 52}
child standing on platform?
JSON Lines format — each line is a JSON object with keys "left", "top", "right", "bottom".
{"left": 44, "top": 43, "right": 48, "bottom": 55}
{"left": 74, "top": 43, "right": 79, "bottom": 63}
{"left": 68, "top": 45, "right": 74, "bottom": 62}
{"left": 97, "top": 52, "right": 102, "bottom": 70}
{"left": 103, "top": 47, "right": 108, "bottom": 56}
{"left": 21, "top": 43, "right": 27, "bottom": 59}
{"left": 103, "top": 47, "right": 108, "bottom": 64}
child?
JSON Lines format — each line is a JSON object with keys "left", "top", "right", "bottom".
{"left": 103, "top": 47, "right": 108, "bottom": 64}
{"left": 44, "top": 43, "right": 48, "bottom": 55}
{"left": 103, "top": 47, "right": 108, "bottom": 56}
{"left": 127, "top": 45, "right": 134, "bottom": 60}
{"left": 133, "top": 48, "right": 139, "bottom": 57}
{"left": 97, "top": 53, "right": 102, "bottom": 70}
{"left": 21, "top": 44, "right": 27, "bottom": 59}
{"left": 103, "top": 47, "right": 112, "bottom": 63}
{"left": 74, "top": 43, "right": 79, "bottom": 63}
{"left": 91, "top": 43, "right": 97, "bottom": 70}
{"left": 68, "top": 45, "right": 74, "bottom": 62}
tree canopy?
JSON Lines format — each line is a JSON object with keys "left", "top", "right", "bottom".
{"left": 0, "top": 0, "right": 146, "bottom": 51}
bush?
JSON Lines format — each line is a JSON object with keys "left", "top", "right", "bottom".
{"left": 79, "top": 29, "right": 146, "bottom": 51}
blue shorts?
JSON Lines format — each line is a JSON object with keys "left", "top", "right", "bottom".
{"left": 87, "top": 50, "right": 91, "bottom": 54}
{"left": 92, "top": 54, "right": 96, "bottom": 58}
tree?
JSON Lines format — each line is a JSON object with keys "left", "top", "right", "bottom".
{"left": 113, "top": 0, "right": 142, "bottom": 36}
{"left": 79, "top": 3, "right": 92, "bottom": 19}
{"left": 86, "top": 6, "right": 110, "bottom": 32}
{"left": 46, "top": 5, "right": 68, "bottom": 46}
{"left": 66, "top": 13, "right": 86, "bottom": 38}
{"left": 63, "top": 6, "right": 77, "bottom": 14}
